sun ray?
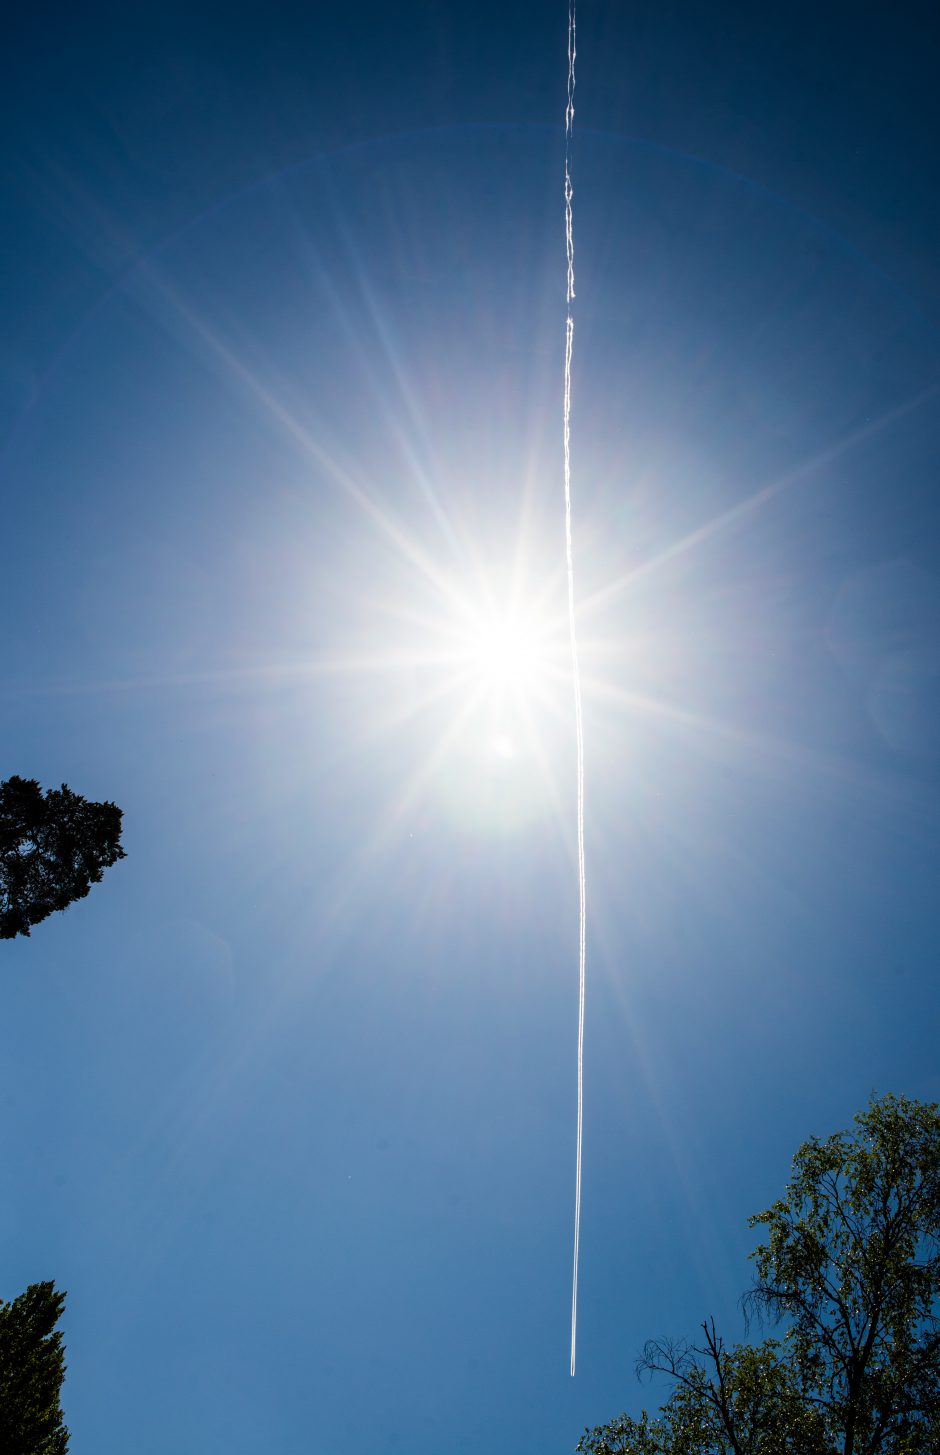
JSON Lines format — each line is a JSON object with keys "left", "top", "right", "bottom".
{"left": 136, "top": 268, "right": 478, "bottom": 620}
{"left": 580, "top": 378, "right": 940, "bottom": 624}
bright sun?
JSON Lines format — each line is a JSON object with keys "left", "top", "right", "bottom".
{"left": 449, "top": 597, "right": 566, "bottom": 772}
{"left": 469, "top": 612, "right": 543, "bottom": 692}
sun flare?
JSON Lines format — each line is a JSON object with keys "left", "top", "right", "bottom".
{"left": 467, "top": 610, "right": 544, "bottom": 693}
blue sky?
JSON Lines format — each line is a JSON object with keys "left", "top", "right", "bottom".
{"left": 2, "top": 3, "right": 940, "bottom": 1451}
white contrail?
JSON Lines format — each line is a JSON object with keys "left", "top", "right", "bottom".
{"left": 563, "top": 0, "right": 586, "bottom": 1380}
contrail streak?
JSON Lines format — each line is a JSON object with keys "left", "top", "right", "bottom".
{"left": 563, "top": 0, "right": 586, "bottom": 1379}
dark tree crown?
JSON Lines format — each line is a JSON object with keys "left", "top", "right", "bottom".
{"left": 0, "top": 1281, "right": 69, "bottom": 1454}
{"left": 0, "top": 776, "right": 126, "bottom": 939}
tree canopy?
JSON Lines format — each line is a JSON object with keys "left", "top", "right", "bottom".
{"left": 0, "top": 1281, "right": 69, "bottom": 1454}
{"left": 578, "top": 1094, "right": 940, "bottom": 1455}
{"left": 0, "top": 776, "right": 125, "bottom": 939}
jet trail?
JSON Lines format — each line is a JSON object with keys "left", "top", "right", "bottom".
{"left": 563, "top": 0, "right": 586, "bottom": 1380}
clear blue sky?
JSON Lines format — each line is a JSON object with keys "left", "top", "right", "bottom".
{"left": 2, "top": 3, "right": 939, "bottom": 1451}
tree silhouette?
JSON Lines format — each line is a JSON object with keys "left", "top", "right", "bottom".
{"left": 0, "top": 776, "right": 125, "bottom": 939}
{"left": 0, "top": 1282, "right": 69, "bottom": 1454}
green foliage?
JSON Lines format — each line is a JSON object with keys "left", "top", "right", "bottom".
{"left": 578, "top": 1409, "right": 668, "bottom": 1454}
{"left": 748, "top": 1093, "right": 940, "bottom": 1453}
{"left": 0, "top": 1282, "right": 69, "bottom": 1454}
{"left": 579, "top": 1331, "right": 829, "bottom": 1455}
{"left": 0, "top": 775, "right": 125, "bottom": 939}
{"left": 579, "top": 1095, "right": 940, "bottom": 1455}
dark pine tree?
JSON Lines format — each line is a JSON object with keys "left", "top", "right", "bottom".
{"left": 0, "top": 1282, "right": 69, "bottom": 1454}
{"left": 0, "top": 776, "right": 125, "bottom": 940}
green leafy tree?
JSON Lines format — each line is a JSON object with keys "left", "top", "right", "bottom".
{"left": 578, "top": 1095, "right": 940, "bottom": 1455}
{"left": 0, "top": 776, "right": 125, "bottom": 939}
{"left": 0, "top": 1282, "right": 69, "bottom": 1453}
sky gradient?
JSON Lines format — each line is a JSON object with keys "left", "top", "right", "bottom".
{"left": 2, "top": 4, "right": 940, "bottom": 1451}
